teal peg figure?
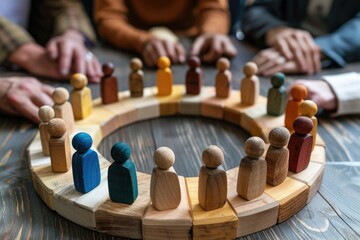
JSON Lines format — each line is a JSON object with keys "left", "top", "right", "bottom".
{"left": 108, "top": 142, "right": 138, "bottom": 204}
{"left": 72, "top": 132, "right": 100, "bottom": 193}
{"left": 267, "top": 72, "right": 287, "bottom": 116}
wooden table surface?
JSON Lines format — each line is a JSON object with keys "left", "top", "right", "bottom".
{"left": 1, "top": 39, "right": 360, "bottom": 240}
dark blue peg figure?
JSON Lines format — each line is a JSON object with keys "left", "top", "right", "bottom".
{"left": 108, "top": 142, "right": 138, "bottom": 204}
{"left": 72, "top": 132, "right": 101, "bottom": 193}
{"left": 267, "top": 72, "right": 287, "bottom": 116}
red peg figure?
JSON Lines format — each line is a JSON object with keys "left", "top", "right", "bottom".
{"left": 288, "top": 116, "right": 313, "bottom": 173}
{"left": 285, "top": 84, "right": 308, "bottom": 133}
{"left": 157, "top": 56, "right": 173, "bottom": 96}
{"left": 101, "top": 62, "right": 119, "bottom": 104}
{"left": 129, "top": 58, "right": 144, "bottom": 97}
{"left": 215, "top": 57, "right": 232, "bottom": 98}
{"left": 186, "top": 56, "right": 202, "bottom": 95}
{"left": 300, "top": 100, "right": 318, "bottom": 150}
{"left": 198, "top": 145, "right": 227, "bottom": 211}
{"left": 240, "top": 62, "right": 259, "bottom": 105}
{"left": 150, "top": 147, "right": 181, "bottom": 211}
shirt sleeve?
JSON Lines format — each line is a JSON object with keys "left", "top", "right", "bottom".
{"left": 322, "top": 72, "right": 360, "bottom": 116}
{"left": 0, "top": 16, "right": 34, "bottom": 64}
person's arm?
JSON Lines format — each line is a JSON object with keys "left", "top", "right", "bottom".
{"left": 315, "top": 12, "right": 360, "bottom": 68}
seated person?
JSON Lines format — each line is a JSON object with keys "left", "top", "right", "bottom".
{"left": 0, "top": 0, "right": 101, "bottom": 123}
{"left": 94, "top": 0, "right": 238, "bottom": 67}
{"left": 242, "top": 0, "right": 360, "bottom": 76}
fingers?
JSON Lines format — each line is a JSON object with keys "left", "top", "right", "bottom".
{"left": 202, "top": 38, "right": 221, "bottom": 62}
{"left": 46, "top": 40, "right": 59, "bottom": 60}
{"left": 276, "top": 38, "right": 293, "bottom": 60}
{"left": 87, "top": 57, "right": 102, "bottom": 83}
{"left": 285, "top": 36, "right": 307, "bottom": 72}
{"left": 8, "top": 92, "right": 40, "bottom": 123}
{"left": 174, "top": 43, "right": 186, "bottom": 63}
{"left": 58, "top": 41, "right": 73, "bottom": 77}
{"left": 190, "top": 36, "right": 206, "bottom": 56}
{"left": 222, "top": 38, "right": 237, "bottom": 59}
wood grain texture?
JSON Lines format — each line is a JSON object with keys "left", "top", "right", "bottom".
{"left": 71, "top": 87, "right": 93, "bottom": 120}
{"left": 155, "top": 85, "right": 185, "bottom": 116}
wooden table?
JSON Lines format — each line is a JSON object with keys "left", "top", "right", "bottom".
{"left": 1, "top": 39, "right": 360, "bottom": 239}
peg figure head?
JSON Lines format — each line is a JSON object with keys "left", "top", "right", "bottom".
{"left": 71, "top": 73, "right": 88, "bottom": 90}
{"left": 72, "top": 132, "right": 93, "bottom": 153}
{"left": 293, "top": 116, "right": 313, "bottom": 135}
{"left": 216, "top": 57, "right": 230, "bottom": 71}
{"left": 202, "top": 145, "right": 224, "bottom": 168}
{"left": 187, "top": 56, "right": 200, "bottom": 69}
{"left": 300, "top": 100, "right": 318, "bottom": 117}
{"left": 102, "top": 62, "right": 115, "bottom": 76}
{"left": 243, "top": 62, "right": 258, "bottom": 77}
{"left": 38, "top": 105, "right": 55, "bottom": 122}
{"left": 244, "top": 137, "right": 266, "bottom": 159}
{"left": 52, "top": 87, "right": 69, "bottom": 105}
{"left": 268, "top": 127, "right": 290, "bottom": 148}
{"left": 47, "top": 118, "right": 66, "bottom": 138}
{"left": 153, "top": 146, "right": 175, "bottom": 170}
{"left": 157, "top": 56, "right": 171, "bottom": 69}
{"left": 111, "top": 142, "right": 131, "bottom": 164}
{"left": 130, "top": 58, "right": 143, "bottom": 71}
{"left": 271, "top": 72, "right": 285, "bottom": 88}
{"left": 290, "top": 84, "right": 307, "bottom": 101}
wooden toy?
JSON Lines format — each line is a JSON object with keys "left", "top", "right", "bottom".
{"left": 265, "top": 127, "right": 290, "bottom": 186}
{"left": 215, "top": 57, "right": 231, "bottom": 98}
{"left": 267, "top": 72, "right": 286, "bottom": 116}
{"left": 284, "top": 84, "right": 307, "bottom": 132}
{"left": 150, "top": 147, "right": 181, "bottom": 211}
{"left": 101, "top": 62, "right": 119, "bottom": 104}
{"left": 288, "top": 116, "right": 313, "bottom": 173}
{"left": 27, "top": 84, "right": 326, "bottom": 239}
{"left": 198, "top": 145, "right": 227, "bottom": 211}
{"left": 186, "top": 56, "right": 202, "bottom": 95}
{"left": 47, "top": 118, "right": 71, "bottom": 173}
{"left": 237, "top": 136, "right": 266, "bottom": 200}
{"left": 70, "top": 73, "right": 93, "bottom": 120}
{"left": 240, "top": 62, "right": 259, "bottom": 105}
{"left": 52, "top": 87, "right": 75, "bottom": 134}
{"left": 108, "top": 142, "right": 138, "bottom": 204}
{"left": 38, "top": 105, "right": 55, "bottom": 155}
{"left": 72, "top": 132, "right": 101, "bottom": 193}
{"left": 157, "top": 56, "right": 172, "bottom": 96}
{"left": 300, "top": 100, "right": 318, "bottom": 150}
{"left": 129, "top": 58, "right": 144, "bottom": 97}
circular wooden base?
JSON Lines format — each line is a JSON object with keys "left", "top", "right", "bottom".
{"left": 27, "top": 85, "right": 325, "bottom": 239}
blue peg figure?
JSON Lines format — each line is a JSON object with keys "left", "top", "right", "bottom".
{"left": 267, "top": 72, "right": 287, "bottom": 116}
{"left": 108, "top": 142, "right": 138, "bottom": 204}
{"left": 72, "top": 132, "right": 101, "bottom": 193}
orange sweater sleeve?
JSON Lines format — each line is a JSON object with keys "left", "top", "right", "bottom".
{"left": 94, "top": 0, "right": 154, "bottom": 53}
{"left": 195, "top": 0, "right": 230, "bottom": 35}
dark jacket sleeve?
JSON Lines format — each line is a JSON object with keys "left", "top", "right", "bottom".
{"left": 315, "top": 12, "right": 360, "bottom": 67}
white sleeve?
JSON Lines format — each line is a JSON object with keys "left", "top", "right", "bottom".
{"left": 322, "top": 72, "right": 360, "bottom": 116}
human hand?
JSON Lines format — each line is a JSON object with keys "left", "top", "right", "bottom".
{"left": 142, "top": 39, "right": 186, "bottom": 67}
{"left": 253, "top": 48, "right": 304, "bottom": 76}
{"left": 289, "top": 80, "right": 337, "bottom": 110}
{"left": 0, "top": 77, "right": 54, "bottom": 123}
{"left": 265, "top": 27, "right": 321, "bottom": 74}
{"left": 46, "top": 30, "right": 102, "bottom": 83}
{"left": 191, "top": 33, "right": 237, "bottom": 63}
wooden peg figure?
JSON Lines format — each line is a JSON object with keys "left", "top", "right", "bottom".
{"left": 108, "top": 142, "right": 138, "bottom": 204}
{"left": 72, "top": 132, "right": 100, "bottom": 193}
{"left": 150, "top": 147, "right": 181, "bottom": 210}
{"left": 265, "top": 127, "right": 290, "bottom": 186}
{"left": 284, "top": 84, "right": 307, "bottom": 132}
{"left": 38, "top": 105, "right": 55, "bottom": 155}
{"left": 129, "top": 58, "right": 144, "bottom": 97}
{"left": 215, "top": 57, "right": 232, "bottom": 98}
{"left": 288, "top": 116, "right": 313, "bottom": 173}
{"left": 70, "top": 73, "right": 92, "bottom": 120}
{"left": 101, "top": 62, "right": 119, "bottom": 104}
{"left": 198, "top": 145, "right": 227, "bottom": 211}
{"left": 157, "top": 56, "right": 173, "bottom": 96}
{"left": 186, "top": 56, "right": 202, "bottom": 95}
{"left": 267, "top": 72, "right": 286, "bottom": 116}
{"left": 47, "top": 118, "right": 71, "bottom": 173}
{"left": 240, "top": 62, "right": 259, "bottom": 105}
{"left": 300, "top": 100, "right": 318, "bottom": 150}
{"left": 237, "top": 137, "right": 266, "bottom": 200}
{"left": 52, "top": 87, "right": 75, "bottom": 134}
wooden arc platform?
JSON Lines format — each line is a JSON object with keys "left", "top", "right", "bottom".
{"left": 27, "top": 85, "right": 326, "bottom": 240}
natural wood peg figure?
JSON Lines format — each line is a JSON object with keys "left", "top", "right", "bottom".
{"left": 52, "top": 87, "right": 75, "bottom": 134}
{"left": 70, "top": 73, "right": 92, "bottom": 120}
{"left": 241, "top": 62, "right": 259, "bottom": 105}
{"left": 38, "top": 105, "right": 55, "bottom": 155}
{"left": 300, "top": 100, "right": 318, "bottom": 150}
{"left": 72, "top": 132, "right": 101, "bottom": 193}
{"left": 198, "top": 145, "right": 227, "bottom": 211}
{"left": 237, "top": 137, "right": 267, "bottom": 200}
{"left": 150, "top": 146, "right": 181, "bottom": 211}
{"left": 215, "top": 57, "right": 232, "bottom": 98}
{"left": 267, "top": 72, "right": 286, "bottom": 116}
{"left": 108, "top": 142, "right": 138, "bottom": 204}
{"left": 47, "top": 118, "right": 71, "bottom": 173}
{"left": 101, "top": 62, "right": 119, "bottom": 104}
{"left": 129, "top": 58, "right": 144, "bottom": 97}
{"left": 285, "top": 84, "right": 307, "bottom": 133}
{"left": 186, "top": 56, "right": 202, "bottom": 95}
{"left": 157, "top": 56, "right": 173, "bottom": 96}
{"left": 265, "top": 127, "right": 290, "bottom": 186}
{"left": 288, "top": 116, "right": 314, "bottom": 173}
